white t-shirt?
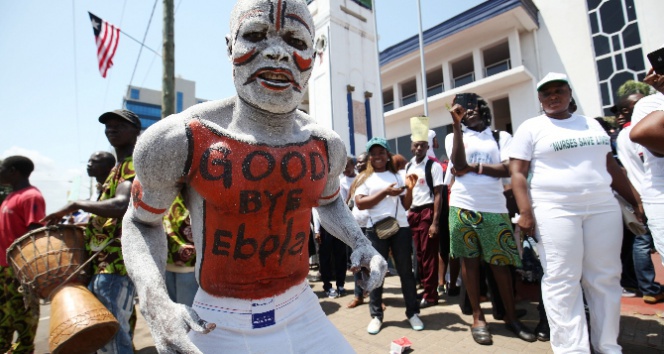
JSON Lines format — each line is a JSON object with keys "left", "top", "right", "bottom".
{"left": 355, "top": 171, "right": 409, "bottom": 227}
{"left": 509, "top": 114, "right": 613, "bottom": 205}
{"left": 444, "top": 127, "right": 511, "bottom": 213}
{"left": 616, "top": 125, "right": 645, "bottom": 194}
{"left": 405, "top": 156, "right": 444, "bottom": 207}
{"left": 339, "top": 174, "right": 355, "bottom": 203}
{"left": 630, "top": 93, "right": 664, "bottom": 204}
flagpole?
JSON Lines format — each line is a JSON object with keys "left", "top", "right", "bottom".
{"left": 120, "top": 29, "right": 161, "bottom": 57}
{"left": 416, "top": 0, "right": 428, "bottom": 117}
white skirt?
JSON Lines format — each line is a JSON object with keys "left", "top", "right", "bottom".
{"left": 189, "top": 281, "right": 355, "bottom": 353}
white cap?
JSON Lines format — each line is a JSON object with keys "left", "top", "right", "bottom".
{"left": 536, "top": 72, "right": 569, "bottom": 91}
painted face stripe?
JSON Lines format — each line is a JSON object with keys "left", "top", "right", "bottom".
{"left": 293, "top": 52, "right": 313, "bottom": 72}
{"left": 275, "top": 0, "right": 283, "bottom": 31}
{"left": 284, "top": 14, "right": 311, "bottom": 35}
{"left": 233, "top": 48, "right": 258, "bottom": 65}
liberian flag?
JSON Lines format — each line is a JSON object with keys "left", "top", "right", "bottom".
{"left": 88, "top": 12, "right": 120, "bottom": 78}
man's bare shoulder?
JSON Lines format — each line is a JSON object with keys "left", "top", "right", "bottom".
{"left": 297, "top": 111, "right": 347, "bottom": 175}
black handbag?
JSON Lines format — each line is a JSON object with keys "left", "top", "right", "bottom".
{"left": 373, "top": 216, "right": 400, "bottom": 239}
{"left": 516, "top": 237, "right": 544, "bottom": 283}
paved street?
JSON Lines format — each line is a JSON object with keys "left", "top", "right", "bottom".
{"left": 32, "top": 269, "right": 664, "bottom": 353}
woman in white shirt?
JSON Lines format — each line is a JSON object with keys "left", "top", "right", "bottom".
{"left": 446, "top": 93, "right": 534, "bottom": 345}
{"left": 354, "top": 137, "right": 422, "bottom": 335}
{"left": 510, "top": 72, "right": 642, "bottom": 353}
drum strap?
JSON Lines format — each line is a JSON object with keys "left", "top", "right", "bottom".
{"left": 46, "top": 237, "right": 113, "bottom": 301}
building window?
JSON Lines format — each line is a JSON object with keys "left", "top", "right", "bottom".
{"left": 124, "top": 101, "right": 161, "bottom": 130}
{"left": 426, "top": 67, "right": 443, "bottom": 97}
{"left": 451, "top": 55, "right": 474, "bottom": 88}
{"left": 483, "top": 41, "right": 511, "bottom": 77}
{"left": 130, "top": 88, "right": 140, "bottom": 100}
{"left": 177, "top": 91, "right": 183, "bottom": 113}
{"left": 400, "top": 79, "right": 417, "bottom": 107}
{"left": 587, "top": 0, "right": 646, "bottom": 115}
{"left": 383, "top": 88, "right": 394, "bottom": 112}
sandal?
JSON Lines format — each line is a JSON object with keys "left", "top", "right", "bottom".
{"left": 471, "top": 326, "right": 492, "bottom": 345}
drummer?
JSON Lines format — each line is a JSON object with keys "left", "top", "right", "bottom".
{"left": 0, "top": 156, "right": 45, "bottom": 354}
{"left": 42, "top": 109, "right": 141, "bottom": 354}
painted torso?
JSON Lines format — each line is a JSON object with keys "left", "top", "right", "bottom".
{"left": 186, "top": 118, "right": 329, "bottom": 299}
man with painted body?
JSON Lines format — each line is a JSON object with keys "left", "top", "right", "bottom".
{"left": 121, "top": 0, "right": 386, "bottom": 353}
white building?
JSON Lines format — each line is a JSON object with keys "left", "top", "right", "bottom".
{"left": 123, "top": 77, "right": 207, "bottom": 130}
{"left": 307, "top": 0, "right": 384, "bottom": 156}
{"left": 378, "top": 0, "right": 664, "bottom": 159}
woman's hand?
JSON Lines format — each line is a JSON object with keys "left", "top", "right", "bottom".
{"left": 449, "top": 103, "right": 466, "bottom": 126}
{"left": 517, "top": 211, "right": 536, "bottom": 237}
{"left": 405, "top": 174, "right": 418, "bottom": 190}
{"left": 383, "top": 182, "right": 404, "bottom": 197}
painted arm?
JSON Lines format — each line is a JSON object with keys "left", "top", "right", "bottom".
{"left": 630, "top": 109, "right": 664, "bottom": 157}
{"left": 122, "top": 118, "right": 212, "bottom": 354}
{"left": 509, "top": 158, "right": 535, "bottom": 236}
{"left": 316, "top": 137, "right": 386, "bottom": 292}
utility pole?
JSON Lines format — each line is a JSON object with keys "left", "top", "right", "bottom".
{"left": 162, "top": 0, "right": 175, "bottom": 118}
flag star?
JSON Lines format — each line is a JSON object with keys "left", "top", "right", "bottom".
{"left": 91, "top": 19, "right": 100, "bottom": 30}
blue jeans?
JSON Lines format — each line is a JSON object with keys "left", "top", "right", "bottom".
{"left": 165, "top": 270, "right": 198, "bottom": 307}
{"left": 89, "top": 274, "right": 136, "bottom": 354}
{"left": 632, "top": 231, "right": 663, "bottom": 296}
{"left": 366, "top": 227, "right": 419, "bottom": 320}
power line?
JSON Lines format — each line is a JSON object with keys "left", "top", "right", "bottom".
{"left": 128, "top": 0, "right": 159, "bottom": 88}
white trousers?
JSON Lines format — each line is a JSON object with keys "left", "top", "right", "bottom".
{"left": 643, "top": 202, "right": 664, "bottom": 266}
{"left": 533, "top": 198, "right": 622, "bottom": 354}
{"left": 189, "top": 281, "right": 355, "bottom": 353}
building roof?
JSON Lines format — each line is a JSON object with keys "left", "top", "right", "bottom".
{"left": 379, "top": 0, "right": 539, "bottom": 66}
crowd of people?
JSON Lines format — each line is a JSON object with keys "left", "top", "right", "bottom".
{"left": 1, "top": 0, "right": 663, "bottom": 352}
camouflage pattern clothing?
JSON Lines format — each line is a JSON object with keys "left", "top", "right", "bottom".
{"left": 163, "top": 194, "right": 195, "bottom": 267}
{"left": 0, "top": 266, "right": 39, "bottom": 354}
{"left": 84, "top": 157, "right": 135, "bottom": 275}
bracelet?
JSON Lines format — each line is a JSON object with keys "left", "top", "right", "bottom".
{"left": 478, "top": 163, "right": 483, "bottom": 175}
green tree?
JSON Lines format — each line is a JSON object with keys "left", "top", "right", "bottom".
{"left": 617, "top": 80, "right": 652, "bottom": 97}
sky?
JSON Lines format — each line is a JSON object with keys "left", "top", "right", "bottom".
{"left": 0, "top": 0, "right": 484, "bottom": 213}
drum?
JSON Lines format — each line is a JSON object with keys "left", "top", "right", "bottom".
{"left": 7, "top": 225, "right": 119, "bottom": 354}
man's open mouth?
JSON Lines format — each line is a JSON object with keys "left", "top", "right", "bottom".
{"left": 245, "top": 68, "right": 302, "bottom": 92}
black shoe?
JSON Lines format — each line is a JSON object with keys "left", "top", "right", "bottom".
{"left": 494, "top": 308, "right": 527, "bottom": 321}
{"left": 447, "top": 284, "right": 460, "bottom": 297}
{"left": 471, "top": 326, "right": 492, "bottom": 345}
{"left": 505, "top": 320, "right": 537, "bottom": 342}
{"left": 534, "top": 321, "right": 550, "bottom": 342}
{"left": 419, "top": 298, "right": 438, "bottom": 308}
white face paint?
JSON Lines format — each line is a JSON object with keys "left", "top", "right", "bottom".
{"left": 229, "top": 0, "right": 315, "bottom": 114}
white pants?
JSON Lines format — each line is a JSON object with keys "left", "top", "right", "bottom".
{"left": 533, "top": 198, "right": 622, "bottom": 354}
{"left": 643, "top": 202, "right": 664, "bottom": 266}
{"left": 189, "top": 281, "right": 355, "bottom": 353}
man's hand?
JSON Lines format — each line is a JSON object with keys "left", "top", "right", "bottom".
{"left": 143, "top": 296, "right": 216, "bottom": 354}
{"left": 41, "top": 202, "right": 78, "bottom": 225}
{"left": 315, "top": 232, "right": 321, "bottom": 244}
{"left": 428, "top": 223, "right": 439, "bottom": 239}
{"left": 349, "top": 243, "right": 387, "bottom": 292}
